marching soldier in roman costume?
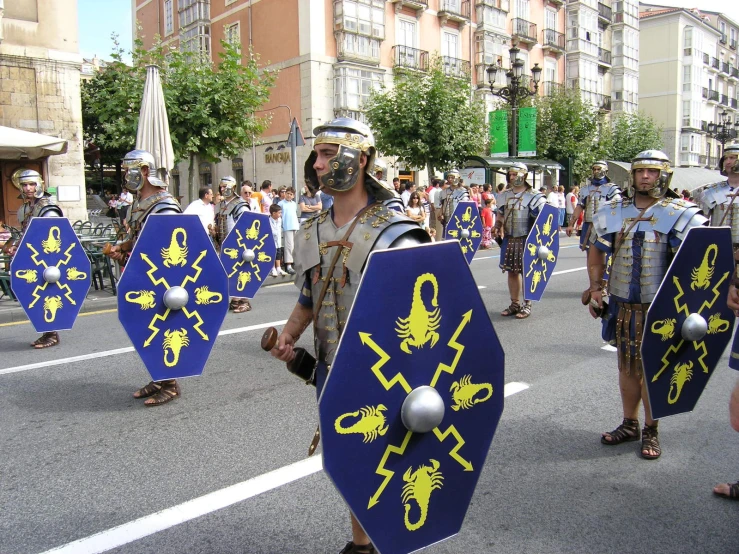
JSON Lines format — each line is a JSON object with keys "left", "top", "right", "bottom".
{"left": 269, "top": 117, "right": 428, "bottom": 554}
{"left": 372, "top": 158, "right": 387, "bottom": 185}
{"left": 11, "top": 169, "right": 64, "bottom": 348}
{"left": 493, "top": 162, "right": 546, "bottom": 319}
{"left": 214, "top": 175, "right": 253, "bottom": 313}
{"left": 566, "top": 160, "right": 621, "bottom": 250}
{"left": 699, "top": 143, "right": 739, "bottom": 236}
{"left": 587, "top": 150, "right": 706, "bottom": 460}
{"left": 106, "top": 149, "right": 184, "bottom": 406}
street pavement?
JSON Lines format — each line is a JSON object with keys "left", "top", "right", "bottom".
{"left": 0, "top": 237, "right": 737, "bottom": 554}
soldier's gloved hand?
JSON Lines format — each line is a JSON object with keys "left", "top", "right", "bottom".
{"left": 588, "top": 290, "right": 603, "bottom": 319}
{"left": 272, "top": 332, "right": 296, "bottom": 363}
{"left": 728, "top": 285, "right": 739, "bottom": 317}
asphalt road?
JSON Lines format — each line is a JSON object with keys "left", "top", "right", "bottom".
{"left": 1, "top": 237, "right": 737, "bottom": 554}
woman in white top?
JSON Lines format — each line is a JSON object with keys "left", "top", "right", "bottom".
{"left": 405, "top": 192, "right": 425, "bottom": 227}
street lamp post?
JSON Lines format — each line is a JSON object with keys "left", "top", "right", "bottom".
{"left": 707, "top": 110, "right": 739, "bottom": 167}
{"left": 486, "top": 46, "right": 542, "bottom": 157}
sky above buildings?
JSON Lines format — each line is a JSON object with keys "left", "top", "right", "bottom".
{"left": 76, "top": 0, "right": 739, "bottom": 62}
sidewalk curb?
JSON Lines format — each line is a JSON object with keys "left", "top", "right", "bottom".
{"left": 0, "top": 276, "right": 296, "bottom": 325}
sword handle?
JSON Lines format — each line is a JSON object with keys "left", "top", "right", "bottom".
{"left": 261, "top": 327, "right": 317, "bottom": 385}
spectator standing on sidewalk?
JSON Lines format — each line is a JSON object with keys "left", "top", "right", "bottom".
{"left": 278, "top": 187, "right": 299, "bottom": 275}
{"left": 299, "top": 185, "right": 322, "bottom": 223}
{"left": 269, "top": 204, "right": 288, "bottom": 277}
{"left": 118, "top": 188, "right": 133, "bottom": 225}
{"left": 260, "top": 180, "right": 273, "bottom": 213}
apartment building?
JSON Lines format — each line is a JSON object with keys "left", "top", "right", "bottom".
{"left": 134, "top": 0, "right": 566, "bottom": 197}
{"left": 639, "top": 4, "right": 739, "bottom": 168}
{"left": 0, "top": 0, "right": 86, "bottom": 225}
{"left": 564, "top": 0, "right": 639, "bottom": 116}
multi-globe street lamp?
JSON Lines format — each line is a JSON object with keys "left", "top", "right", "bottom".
{"left": 707, "top": 110, "right": 739, "bottom": 166}
{"left": 486, "top": 45, "right": 542, "bottom": 157}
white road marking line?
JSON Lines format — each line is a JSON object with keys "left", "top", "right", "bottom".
{"left": 0, "top": 320, "right": 288, "bottom": 376}
{"left": 42, "top": 381, "right": 531, "bottom": 554}
{"left": 478, "top": 285, "right": 487, "bottom": 289}
{"left": 551, "top": 266, "right": 586, "bottom": 276}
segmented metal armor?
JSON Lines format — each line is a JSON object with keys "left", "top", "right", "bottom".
{"left": 700, "top": 180, "right": 739, "bottom": 244}
{"left": 215, "top": 196, "right": 250, "bottom": 243}
{"left": 18, "top": 196, "right": 63, "bottom": 232}
{"left": 123, "top": 190, "right": 181, "bottom": 245}
{"left": 293, "top": 202, "right": 429, "bottom": 370}
{"left": 593, "top": 197, "right": 706, "bottom": 303}
{"left": 579, "top": 181, "right": 622, "bottom": 223}
{"left": 498, "top": 189, "right": 546, "bottom": 238}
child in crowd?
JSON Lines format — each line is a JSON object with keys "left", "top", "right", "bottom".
{"left": 481, "top": 197, "right": 494, "bottom": 249}
{"left": 269, "top": 204, "right": 288, "bottom": 277}
{"left": 428, "top": 228, "right": 437, "bottom": 242}
{"left": 277, "top": 187, "right": 299, "bottom": 275}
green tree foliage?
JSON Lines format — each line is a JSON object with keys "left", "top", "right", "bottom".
{"left": 606, "top": 111, "right": 664, "bottom": 162}
{"left": 364, "top": 57, "right": 487, "bottom": 177}
{"left": 82, "top": 35, "right": 275, "bottom": 198}
{"left": 535, "top": 86, "right": 607, "bottom": 185}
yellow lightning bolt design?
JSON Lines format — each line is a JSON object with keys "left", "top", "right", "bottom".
{"left": 250, "top": 261, "right": 262, "bottom": 282}
{"left": 141, "top": 253, "right": 172, "bottom": 289}
{"left": 26, "top": 242, "right": 78, "bottom": 307}
{"left": 433, "top": 424, "right": 473, "bottom": 471}
{"left": 359, "top": 332, "right": 411, "bottom": 393}
{"left": 28, "top": 281, "right": 49, "bottom": 308}
{"left": 26, "top": 243, "right": 49, "bottom": 269}
{"left": 144, "top": 309, "right": 171, "bottom": 347}
{"left": 180, "top": 250, "right": 207, "bottom": 288}
{"left": 368, "top": 430, "right": 413, "bottom": 508}
{"left": 430, "top": 310, "right": 472, "bottom": 388}
{"left": 59, "top": 243, "right": 76, "bottom": 267}
{"left": 56, "top": 282, "right": 76, "bottom": 305}
{"left": 182, "top": 307, "right": 208, "bottom": 340}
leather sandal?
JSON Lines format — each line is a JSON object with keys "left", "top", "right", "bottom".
{"left": 515, "top": 302, "right": 532, "bottom": 319}
{"left": 31, "top": 332, "right": 60, "bottom": 349}
{"left": 144, "top": 380, "right": 180, "bottom": 407}
{"left": 133, "top": 381, "right": 162, "bottom": 399}
{"left": 339, "top": 542, "right": 376, "bottom": 554}
{"left": 501, "top": 301, "right": 521, "bottom": 317}
{"left": 641, "top": 424, "right": 661, "bottom": 460}
{"left": 232, "top": 299, "right": 251, "bottom": 313}
{"left": 601, "top": 418, "right": 640, "bottom": 445}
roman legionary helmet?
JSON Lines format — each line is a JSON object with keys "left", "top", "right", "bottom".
{"left": 373, "top": 158, "right": 388, "bottom": 182}
{"left": 445, "top": 169, "right": 460, "bottom": 184}
{"left": 219, "top": 176, "right": 238, "bottom": 198}
{"left": 122, "top": 149, "right": 163, "bottom": 191}
{"left": 13, "top": 169, "right": 46, "bottom": 199}
{"left": 720, "top": 143, "right": 739, "bottom": 176}
{"left": 592, "top": 161, "right": 609, "bottom": 180}
{"left": 305, "top": 116, "right": 395, "bottom": 201}
{"left": 507, "top": 161, "right": 529, "bottom": 187}
{"left": 627, "top": 150, "right": 673, "bottom": 199}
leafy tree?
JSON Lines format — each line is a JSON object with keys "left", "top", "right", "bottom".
{"left": 82, "top": 35, "right": 275, "bottom": 199}
{"left": 364, "top": 56, "right": 487, "bottom": 178}
{"left": 535, "top": 86, "right": 607, "bottom": 185}
{"left": 607, "top": 111, "right": 664, "bottom": 162}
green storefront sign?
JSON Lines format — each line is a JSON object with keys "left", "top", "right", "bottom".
{"left": 489, "top": 110, "right": 508, "bottom": 158}
{"left": 518, "top": 106, "right": 537, "bottom": 157}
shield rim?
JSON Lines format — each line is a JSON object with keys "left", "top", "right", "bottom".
{"left": 9, "top": 217, "right": 92, "bottom": 332}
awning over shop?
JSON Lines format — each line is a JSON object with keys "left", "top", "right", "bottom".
{"left": 0, "top": 126, "right": 68, "bottom": 160}
{"left": 464, "top": 156, "right": 565, "bottom": 173}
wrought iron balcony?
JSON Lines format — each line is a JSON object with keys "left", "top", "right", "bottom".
{"left": 439, "top": 0, "right": 471, "bottom": 24}
{"left": 598, "top": 2, "right": 612, "bottom": 23}
{"left": 598, "top": 47, "right": 611, "bottom": 66}
{"left": 392, "top": 45, "right": 429, "bottom": 71}
{"left": 542, "top": 29, "right": 565, "bottom": 52}
{"left": 600, "top": 95, "right": 611, "bottom": 111}
{"left": 442, "top": 55, "right": 471, "bottom": 78}
{"left": 722, "top": 61, "right": 730, "bottom": 74}
{"left": 732, "top": 98, "right": 738, "bottom": 109}
{"left": 511, "top": 18, "right": 537, "bottom": 43}
{"left": 722, "top": 94, "right": 730, "bottom": 105}
{"left": 720, "top": 33, "right": 727, "bottom": 45}
{"left": 709, "top": 89, "right": 719, "bottom": 102}
{"left": 732, "top": 67, "right": 739, "bottom": 79}
{"left": 389, "top": 0, "right": 428, "bottom": 13}
{"left": 732, "top": 39, "right": 737, "bottom": 50}
{"left": 542, "top": 80, "right": 563, "bottom": 97}
{"left": 703, "top": 52, "right": 710, "bottom": 65}
{"left": 712, "top": 57, "right": 720, "bottom": 69}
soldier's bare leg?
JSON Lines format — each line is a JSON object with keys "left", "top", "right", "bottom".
{"left": 501, "top": 271, "right": 522, "bottom": 316}
{"left": 343, "top": 513, "right": 373, "bottom": 552}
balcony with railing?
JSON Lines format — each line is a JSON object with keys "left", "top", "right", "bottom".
{"left": 598, "top": 2, "right": 612, "bottom": 24}
{"left": 722, "top": 94, "right": 730, "bottom": 105}
{"left": 542, "top": 81, "right": 564, "bottom": 97}
{"left": 703, "top": 52, "right": 710, "bottom": 65}
{"left": 598, "top": 47, "right": 611, "bottom": 67}
{"left": 438, "top": 0, "right": 471, "bottom": 24}
{"left": 720, "top": 33, "right": 728, "bottom": 45}
{"left": 722, "top": 61, "right": 730, "bottom": 74}
{"left": 542, "top": 29, "right": 565, "bottom": 53}
{"left": 709, "top": 89, "right": 719, "bottom": 102}
{"left": 732, "top": 39, "right": 737, "bottom": 50}
{"left": 731, "top": 67, "right": 739, "bottom": 79}
{"left": 732, "top": 98, "right": 738, "bottom": 109}
{"left": 712, "top": 57, "right": 720, "bottom": 69}
{"left": 511, "top": 18, "right": 537, "bottom": 44}
{"left": 393, "top": 45, "right": 429, "bottom": 71}
{"left": 336, "top": 32, "right": 381, "bottom": 64}
{"left": 442, "top": 56, "right": 471, "bottom": 78}
{"left": 389, "top": 0, "right": 428, "bottom": 13}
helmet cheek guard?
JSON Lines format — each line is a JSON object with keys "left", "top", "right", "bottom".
{"left": 318, "top": 144, "right": 364, "bottom": 192}
{"left": 627, "top": 150, "right": 673, "bottom": 198}
{"left": 122, "top": 149, "right": 159, "bottom": 192}
{"left": 14, "top": 169, "right": 46, "bottom": 198}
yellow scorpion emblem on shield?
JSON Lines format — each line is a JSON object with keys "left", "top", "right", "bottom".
{"left": 245, "top": 220, "right": 261, "bottom": 240}
{"left": 650, "top": 318, "right": 676, "bottom": 341}
{"left": 195, "top": 286, "right": 223, "bottom": 305}
{"left": 14, "top": 269, "right": 38, "bottom": 283}
{"left": 707, "top": 313, "right": 730, "bottom": 334}
{"left": 125, "top": 290, "right": 156, "bottom": 310}
{"left": 668, "top": 361, "right": 693, "bottom": 404}
{"left": 334, "top": 404, "right": 388, "bottom": 443}
{"left": 163, "top": 328, "right": 189, "bottom": 367}
{"left": 41, "top": 226, "right": 62, "bottom": 254}
{"left": 236, "top": 271, "right": 252, "bottom": 291}
{"left": 691, "top": 244, "right": 717, "bottom": 290}
{"left": 462, "top": 206, "right": 472, "bottom": 222}
{"left": 450, "top": 375, "right": 493, "bottom": 411}
{"left": 542, "top": 214, "right": 553, "bottom": 236}
{"left": 162, "top": 228, "right": 188, "bottom": 268}
{"left": 43, "top": 295, "right": 63, "bottom": 322}
{"left": 395, "top": 273, "right": 441, "bottom": 354}
{"left": 257, "top": 251, "right": 272, "bottom": 262}
{"left": 66, "top": 267, "right": 88, "bottom": 281}
{"left": 222, "top": 248, "right": 239, "bottom": 259}
{"left": 401, "top": 459, "right": 444, "bottom": 531}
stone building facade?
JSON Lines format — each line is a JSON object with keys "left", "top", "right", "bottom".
{"left": 0, "top": 0, "right": 86, "bottom": 225}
